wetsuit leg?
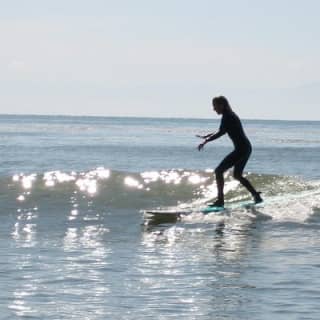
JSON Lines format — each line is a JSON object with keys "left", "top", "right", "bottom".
{"left": 233, "top": 149, "right": 258, "bottom": 196}
{"left": 215, "top": 151, "right": 239, "bottom": 203}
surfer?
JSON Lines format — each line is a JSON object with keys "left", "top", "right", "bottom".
{"left": 197, "top": 96, "right": 263, "bottom": 207}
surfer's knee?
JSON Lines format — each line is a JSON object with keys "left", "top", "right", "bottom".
{"left": 233, "top": 171, "right": 242, "bottom": 181}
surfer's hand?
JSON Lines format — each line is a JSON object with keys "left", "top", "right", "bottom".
{"left": 196, "top": 134, "right": 206, "bottom": 139}
{"left": 198, "top": 142, "right": 205, "bottom": 151}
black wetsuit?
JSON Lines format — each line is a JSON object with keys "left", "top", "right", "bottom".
{"left": 217, "top": 109, "right": 252, "bottom": 176}
{"left": 208, "top": 109, "right": 258, "bottom": 203}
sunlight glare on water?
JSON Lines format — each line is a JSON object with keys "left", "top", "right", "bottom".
{"left": 1, "top": 116, "right": 320, "bottom": 319}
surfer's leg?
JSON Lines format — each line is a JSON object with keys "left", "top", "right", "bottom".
{"left": 214, "top": 151, "right": 238, "bottom": 206}
{"left": 233, "top": 151, "right": 263, "bottom": 203}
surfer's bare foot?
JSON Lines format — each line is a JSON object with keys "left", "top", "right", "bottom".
{"left": 253, "top": 192, "right": 263, "bottom": 204}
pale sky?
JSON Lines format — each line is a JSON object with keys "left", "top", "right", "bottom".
{"left": 1, "top": 0, "right": 320, "bottom": 120}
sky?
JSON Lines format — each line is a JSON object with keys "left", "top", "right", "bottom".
{"left": 1, "top": 0, "right": 320, "bottom": 120}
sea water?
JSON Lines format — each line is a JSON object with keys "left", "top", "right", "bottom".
{"left": 0, "top": 115, "right": 320, "bottom": 319}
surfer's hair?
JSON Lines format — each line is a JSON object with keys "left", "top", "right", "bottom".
{"left": 212, "top": 96, "right": 233, "bottom": 112}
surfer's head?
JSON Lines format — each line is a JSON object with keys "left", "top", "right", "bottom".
{"left": 212, "top": 96, "right": 232, "bottom": 114}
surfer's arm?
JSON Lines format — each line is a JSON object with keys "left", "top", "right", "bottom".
{"left": 198, "top": 116, "right": 227, "bottom": 151}
{"left": 197, "top": 129, "right": 226, "bottom": 151}
{"left": 205, "top": 129, "right": 226, "bottom": 142}
{"left": 196, "top": 133, "right": 215, "bottom": 139}
{"left": 204, "top": 116, "right": 228, "bottom": 142}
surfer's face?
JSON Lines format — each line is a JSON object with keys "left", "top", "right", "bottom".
{"left": 213, "top": 102, "right": 223, "bottom": 115}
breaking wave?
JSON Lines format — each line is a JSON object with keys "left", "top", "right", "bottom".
{"left": 0, "top": 167, "right": 319, "bottom": 224}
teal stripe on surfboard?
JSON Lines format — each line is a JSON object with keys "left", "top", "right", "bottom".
{"left": 201, "top": 200, "right": 259, "bottom": 213}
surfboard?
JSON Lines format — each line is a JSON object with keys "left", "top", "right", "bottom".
{"left": 144, "top": 200, "right": 261, "bottom": 217}
{"left": 144, "top": 208, "right": 194, "bottom": 216}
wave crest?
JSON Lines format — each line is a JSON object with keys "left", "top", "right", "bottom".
{"left": 6, "top": 168, "right": 319, "bottom": 211}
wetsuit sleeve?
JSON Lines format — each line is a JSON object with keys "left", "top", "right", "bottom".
{"left": 206, "top": 117, "right": 227, "bottom": 142}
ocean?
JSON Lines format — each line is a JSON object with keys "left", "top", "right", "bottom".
{"left": 0, "top": 114, "right": 320, "bottom": 319}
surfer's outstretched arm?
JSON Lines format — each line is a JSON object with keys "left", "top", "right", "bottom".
{"left": 205, "top": 129, "right": 226, "bottom": 142}
{"left": 197, "top": 129, "right": 226, "bottom": 151}
{"left": 196, "top": 133, "right": 215, "bottom": 139}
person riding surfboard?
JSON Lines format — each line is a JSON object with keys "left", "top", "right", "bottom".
{"left": 197, "top": 96, "right": 263, "bottom": 207}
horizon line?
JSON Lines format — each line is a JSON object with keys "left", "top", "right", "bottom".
{"left": 0, "top": 113, "right": 319, "bottom": 122}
